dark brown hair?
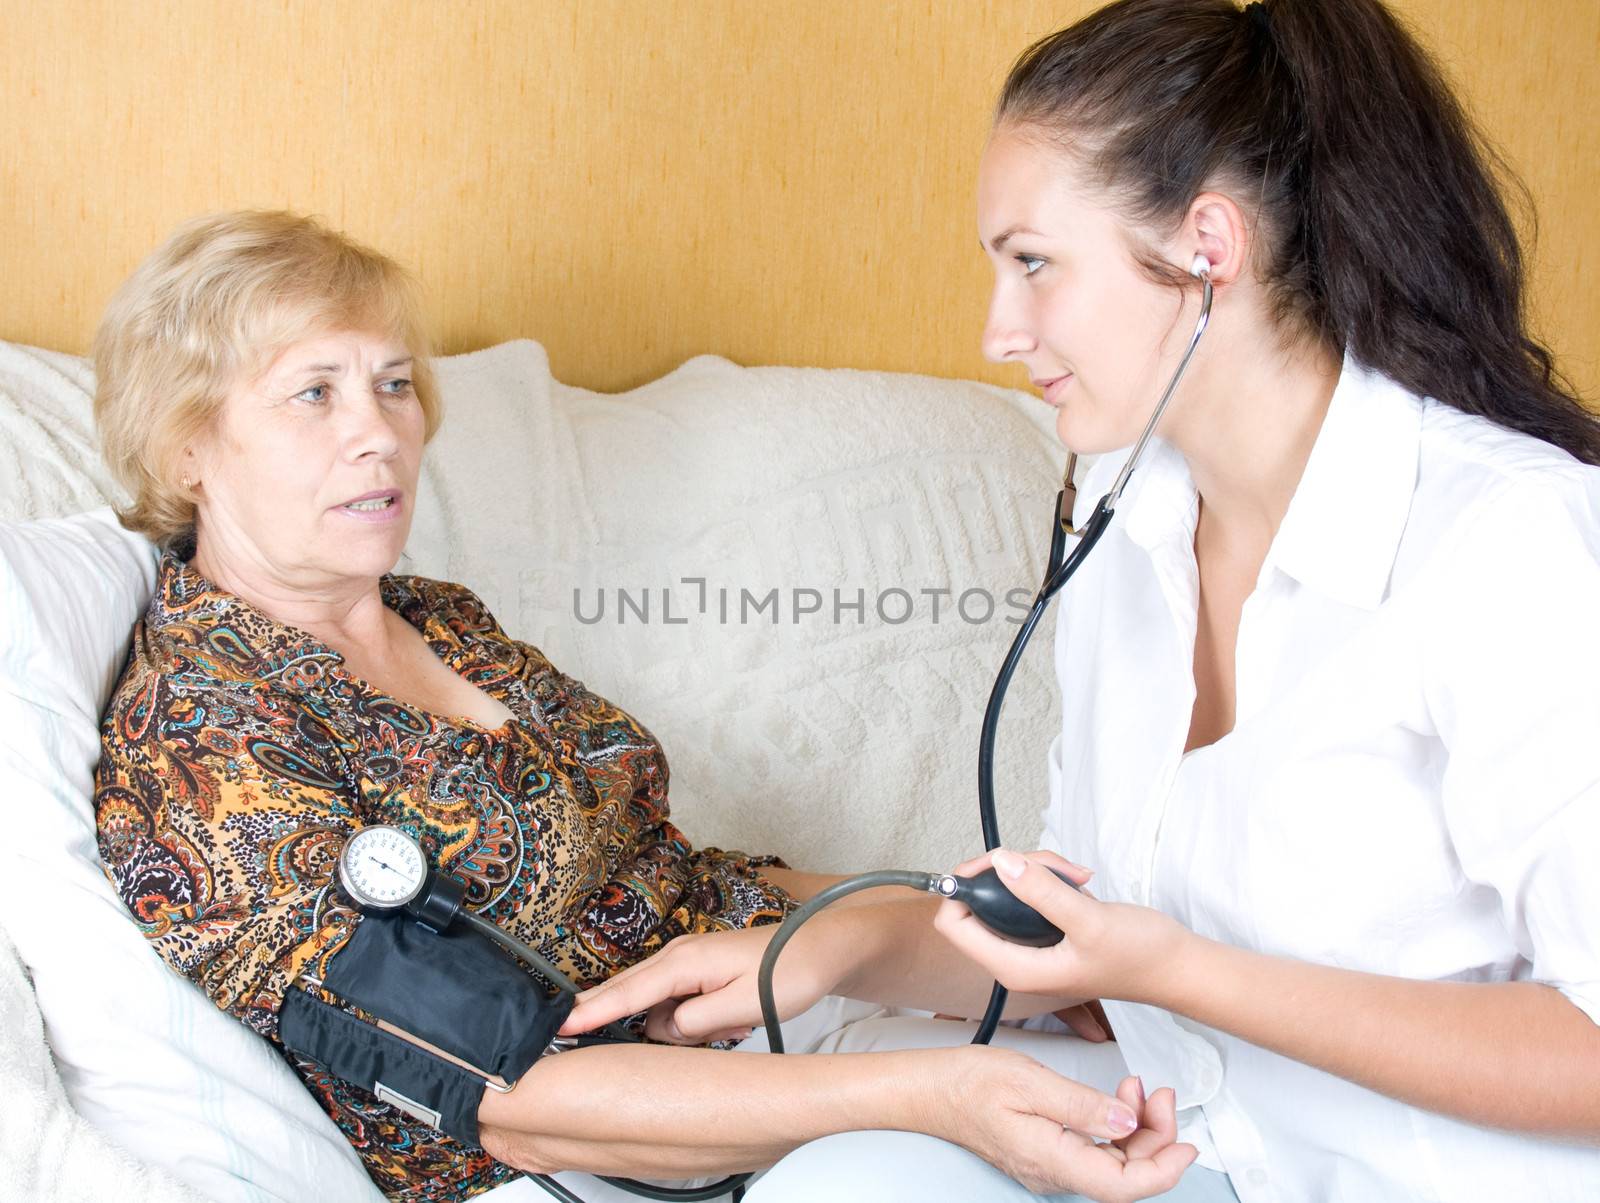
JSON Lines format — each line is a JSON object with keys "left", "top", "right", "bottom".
{"left": 998, "top": 0, "right": 1599, "bottom": 463}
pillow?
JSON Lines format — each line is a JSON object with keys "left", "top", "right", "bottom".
{"left": 0, "top": 508, "right": 384, "bottom": 1203}
{"left": 404, "top": 343, "right": 1065, "bottom": 873}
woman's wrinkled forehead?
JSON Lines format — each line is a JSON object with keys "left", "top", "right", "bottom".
{"left": 237, "top": 295, "right": 413, "bottom": 383}
{"left": 245, "top": 327, "right": 412, "bottom": 394}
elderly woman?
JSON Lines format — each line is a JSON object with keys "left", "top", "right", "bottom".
{"left": 90, "top": 211, "right": 1189, "bottom": 1203}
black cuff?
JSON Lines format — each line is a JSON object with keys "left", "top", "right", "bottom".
{"left": 324, "top": 912, "right": 571, "bottom": 1083}
{"left": 278, "top": 912, "right": 574, "bottom": 1145}
{"left": 280, "top": 987, "right": 491, "bottom": 1144}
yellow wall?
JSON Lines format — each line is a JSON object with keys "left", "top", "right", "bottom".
{"left": 1, "top": 1, "right": 1594, "bottom": 398}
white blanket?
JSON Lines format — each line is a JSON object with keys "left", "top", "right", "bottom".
{"left": 0, "top": 924, "right": 209, "bottom": 1203}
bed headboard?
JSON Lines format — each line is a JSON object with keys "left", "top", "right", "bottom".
{"left": 1, "top": 0, "right": 1594, "bottom": 398}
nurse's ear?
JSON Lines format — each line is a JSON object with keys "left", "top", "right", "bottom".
{"left": 1179, "top": 191, "right": 1251, "bottom": 285}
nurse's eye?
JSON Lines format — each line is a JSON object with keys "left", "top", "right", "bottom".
{"left": 378, "top": 378, "right": 414, "bottom": 397}
{"left": 1015, "top": 253, "right": 1046, "bottom": 276}
{"left": 293, "top": 384, "right": 329, "bottom": 404}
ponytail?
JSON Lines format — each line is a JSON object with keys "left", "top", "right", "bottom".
{"left": 997, "top": 0, "right": 1600, "bottom": 463}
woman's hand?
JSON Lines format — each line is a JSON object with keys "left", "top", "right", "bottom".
{"left": 935, "top": 1047, "right": 1197, "bottom": 1201}
{"left": 559, "top": 921, "right": 839, "bottom": 1044}
{"left": 934, "top": 849, "right": 1191, "bottom": 1005}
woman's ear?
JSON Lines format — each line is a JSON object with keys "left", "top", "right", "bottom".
{"left": 178, "top": 441, "right": 207, "bottom": 494}
{"left": 1184, "top": 192, "right": 1251, "bottom": 285}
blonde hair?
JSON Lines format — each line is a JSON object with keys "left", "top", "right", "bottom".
{"left": 93, "top": 210, "right": 442, "bottom": 547}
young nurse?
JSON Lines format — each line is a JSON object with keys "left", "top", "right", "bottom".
{"left": 564, "top": 0, "right": 1600, "bottom": 1199}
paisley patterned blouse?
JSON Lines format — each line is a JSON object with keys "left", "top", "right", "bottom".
{"left": 94, "top": 551, "right": 793, "bottom": 1201}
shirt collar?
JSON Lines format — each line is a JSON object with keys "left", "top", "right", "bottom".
{"left": 1265, "top": 351, "right": 1423, "bottom": 610}
{"left": 1068, "top": 348, "right": 1423, "bottom": 611}
{"left": 146, "top": 552, "right": 480, "bottom": 694}
{"left": 1071, "top": 434, "right": 1197, "bottom": 551}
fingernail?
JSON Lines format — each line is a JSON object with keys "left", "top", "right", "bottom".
{"left": 992, "top": 849, "right": 1025, "bottom": 880}
{"left": 1109, "top": 1105, "right": 1138, "bottom": 1136}
{"left": 1136, "top": 1076, "right": 1146, "bottom": 1106}
{"left": 665, "top": 1016, "right": 685, "bottom": 1041}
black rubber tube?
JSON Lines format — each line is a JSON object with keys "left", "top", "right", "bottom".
{"left": 756, "top": 871, "right": 938, "bottom": 1053}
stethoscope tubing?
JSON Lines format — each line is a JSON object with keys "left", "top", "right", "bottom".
{"left": 970, "top": 271, "right": 1213, "bottom": 1043}
{"left": 531, "top": 271, "right": 1215, "bottom": 1202}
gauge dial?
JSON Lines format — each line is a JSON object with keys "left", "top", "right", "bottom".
{"left": 338, "top": 826, "right": 427, "bottom": 910}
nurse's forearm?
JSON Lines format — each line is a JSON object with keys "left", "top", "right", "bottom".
{"left": 1159, "top": 936, "right": 1600, "bottom": 1139}
{"left": 839, "top": 898, "right": 1077, "bottom": 1019}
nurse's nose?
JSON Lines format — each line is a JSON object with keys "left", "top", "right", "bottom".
{"left": 982, "top": 292, "right": 1037, "bottom": 364}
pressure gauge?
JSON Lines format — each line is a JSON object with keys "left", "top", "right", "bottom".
{"left": 338, "top": 825, "right": 428, "bottom": 912}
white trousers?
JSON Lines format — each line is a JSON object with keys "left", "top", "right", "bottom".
{"left": 487, "top": 997, "right": 1237, "bottom": 1203}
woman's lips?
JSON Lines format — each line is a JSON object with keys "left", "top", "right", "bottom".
{"left": 1035, "top": 374, "right": 1073, "bottom": 408}
{"left": 335, "top": 492, "right": 405, "bottom": 524}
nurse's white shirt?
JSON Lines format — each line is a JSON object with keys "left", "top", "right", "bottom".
{"left": 1038, "top": 354, "right": 1600, "bottom": 1203}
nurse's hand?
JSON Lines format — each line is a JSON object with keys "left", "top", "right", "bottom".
{"left": 933, "top": 848, "right": 1190, "bottom": 1006}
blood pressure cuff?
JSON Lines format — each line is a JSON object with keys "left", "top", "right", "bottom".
{"left": 278, "top": 913, "right": 574, "bottom": 1145}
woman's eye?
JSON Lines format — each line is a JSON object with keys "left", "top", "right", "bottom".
{"left": 293, "top": 384, "right": 329, "bottom": 404}
{"left": 378, "top": 378, "right": 413, "bottom": 396}
{"left": 1015, "top": 254, "right": 1046, "bottom": 276}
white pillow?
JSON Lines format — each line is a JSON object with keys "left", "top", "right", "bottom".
{"left": 0, "top": 921, "right": 211, "bottom": 1203}
{"left": 405, "top": 344, "right": 1065, "bottom": 873}
{"left": 0, "top": 508, "right": 384, "bottom": 1203}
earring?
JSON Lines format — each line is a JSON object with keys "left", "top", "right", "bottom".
{"left": 181, "top": 474, "right": 193, "bottom": 492}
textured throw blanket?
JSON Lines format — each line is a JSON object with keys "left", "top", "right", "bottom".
{"left": 0, "top": 923, "right": 209, "bottom": 1203}
{"left": 401, "top": 343, "right": 1066, "bottom": 875}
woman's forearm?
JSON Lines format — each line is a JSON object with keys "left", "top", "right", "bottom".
{"left": 1156, "top": 935, "right": 1600, "bottom": 1139}
{"left": 477, "top": 1037, "right": 1165, "bottom": 1192}
{"left": 477, "top": 1042, "right": 949, "bottom": 1177}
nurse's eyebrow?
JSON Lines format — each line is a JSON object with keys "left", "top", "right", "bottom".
{"left": 986, "top": 225, "right": 1044, "bottom": 252}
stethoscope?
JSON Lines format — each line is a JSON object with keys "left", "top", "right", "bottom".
{"left": 337, "top": 255, "right": 1215, "bottom": 1203}
{"left": 963, "top": 250, "right": 1215, "bottom": 1040}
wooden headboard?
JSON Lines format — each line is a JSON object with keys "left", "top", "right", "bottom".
{"left": 2, "top": 0, "right": 1594, "bottom": 398}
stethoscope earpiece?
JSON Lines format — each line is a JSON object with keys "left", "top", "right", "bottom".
{"left": 1189, "top": 253, "right": 1213, "bottom": 279}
